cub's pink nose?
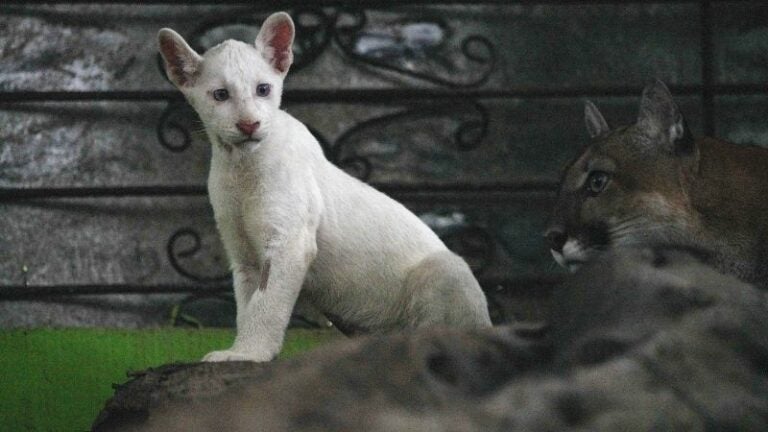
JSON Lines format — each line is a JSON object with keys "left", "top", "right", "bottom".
{"left": 236, "top": 121, "right": 260, "bottom": 136}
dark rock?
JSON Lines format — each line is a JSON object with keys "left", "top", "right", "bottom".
{"left": 93, "top": 245, "right": 768, "bottom": 431}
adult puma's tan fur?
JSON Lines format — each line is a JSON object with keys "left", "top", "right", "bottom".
{"left": 545, "top": 80, "right": 768, "bottom": 288}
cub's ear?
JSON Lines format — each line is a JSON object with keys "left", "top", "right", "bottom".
{"left": 157, "top": 28, "right": 202, "bottom": 88}
{"left": 637, "top": 79, "right": 692, "bottom": 154}
{"left": 584, "top": 100, "right": 610, "bottom": 138}
{"left": 255, "top": 12, "right": 295, "bottom": 76}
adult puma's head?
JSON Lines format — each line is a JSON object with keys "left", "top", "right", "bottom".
{"left": 158, "top": 12, "right": 295, "bottom": 147}
{"left": 545, "top": 80, "right": 700, "bottom": 271}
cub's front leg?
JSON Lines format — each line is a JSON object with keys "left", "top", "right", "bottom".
{"left": 203, "top": 224, "right": 318, "bottom": 362}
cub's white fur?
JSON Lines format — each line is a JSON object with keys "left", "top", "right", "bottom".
{"left": 158, "top": 12, "right": 491, "bottom": 362}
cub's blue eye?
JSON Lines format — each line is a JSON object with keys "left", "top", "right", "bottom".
{"left": 586, "top": 171, "right": 610, "bottom": 196}
{"left": 212, "top": 89, "right": 229, "bottom": 101}
{"left": 256, "top": 83, "right": 271, "bottom": 97}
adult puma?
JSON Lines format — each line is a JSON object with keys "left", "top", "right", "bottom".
{"left": 157, "top": 13, "right": 490, "bottom": 362}
{"left": 545, "top": 80, "right": 768, "bottom": 288}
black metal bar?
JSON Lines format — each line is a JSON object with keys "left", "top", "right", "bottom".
{"left": 0, "top": 284, "right": 231, "bottom": 300}
{"left": 1, "top": 84, "right": 767, "bottom": 105}
{"left": 700, "top": 0, "right": 716, "bottom": 137}
{"left": 385, "top": 185, "right": 557, "bottom": 205}
{"left": 0, "top": 0, "right": 719, "bottom": 6}
{"left": 0, "top": 184, "right": 557, "bottom": 202}
{"left": 0, "top": 91, "right": 181, "bottom": 103}
{"left": 0, "top": 186, "right": 207, "bottom": 200}
{"left": 0, "top": 277, "right": 558, "bottom": 300}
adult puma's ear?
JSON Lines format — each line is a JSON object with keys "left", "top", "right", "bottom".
{"left": 636, "top": 79, "right": 692, "bottom": 154}
{"left": 157, "top": 28, "right": 202, "bottom": 88}
{"left": 584, "top": 100, "right": 610, "bottom": 138}
{"left": 255, "top": 12, "right": 295, "bottom": 76}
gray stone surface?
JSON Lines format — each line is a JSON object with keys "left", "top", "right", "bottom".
{"left": 93, "top": 245, "right": 768, "bottom": 431}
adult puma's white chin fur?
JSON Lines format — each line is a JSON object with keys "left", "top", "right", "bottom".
{"left": 552, "top": 238, "right": 593, "bottom": 272}
{"left": 551, "top": 249, "right": 567, "bottom": 268}
{"left": 552, "top": 252, "right": 587, "bottom": 273}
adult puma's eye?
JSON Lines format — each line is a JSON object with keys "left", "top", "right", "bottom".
{"left": 586, "top": 171, "right": 610, "bottom": 196}
{"left": 256, "top": 83, "right": 271, "bottom": 97}
{"left": 212, "top": 89, "right": 229, "bottom": 101}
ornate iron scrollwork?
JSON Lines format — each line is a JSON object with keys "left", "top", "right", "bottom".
{"left": 155, "top": 7, "right": 496, "bottom": 158}
{"left": 157, "top": 102, "right": 196, "bottom": 153}
{"left": 156, "top": 8, "right": 332, "bottom": 84}
{"left": 155, "top": 97, "right": 487, "bottom": 181}
{"left": 167, "top": 228, "right": 231, "bottom": 282}
{"left": 157, "top": 7, "right": 497, "bottom": 88}
{"left": 329, "top": 101, "right": 489, "bottom": 181}
{"left": 291, "top": 8, "right": 335, "bottom": 70}
{"left": 333, "top": 10, "right": 496, "bottom": 87}
{"left": 454, "top": 102, "right": 488, "bottom": 152}
{"left": 186, "top": 8, "right": 332, "bottom": 72}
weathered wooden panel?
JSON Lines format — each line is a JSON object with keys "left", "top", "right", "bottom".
{"left": 714, "top": 95, "right": 768, "bottom": 146}
{"left": 0, "top": 3, "right": 701, "bottom": 92}
{"left": 0, "top": 96, "right": 704, "bottom": 189}
{"left": 712, "top": 2, "right": 768, "bottom": 85}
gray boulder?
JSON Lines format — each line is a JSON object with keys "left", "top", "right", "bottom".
{"left": 93, "top": 245, "right": 768, "bottom": 431}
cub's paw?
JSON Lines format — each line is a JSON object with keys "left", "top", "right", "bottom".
{"left": 201, "top": 349, "right": 274, "bottom": 362}
{"left": 202, "top": 349, "right": 256, "bottom": 362}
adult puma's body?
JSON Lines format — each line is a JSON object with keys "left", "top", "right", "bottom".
{"left": 159, "top": 13, "right": 491, "bottom": 362}
{"left": 546, "top": 80, "right": 768, "bottom": 288}
{"left": 681, "top": 136, "right": 768, "bottom": 283}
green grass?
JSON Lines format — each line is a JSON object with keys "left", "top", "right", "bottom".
{"left": 0, "top": 328, "right": 340, "bottom": 432}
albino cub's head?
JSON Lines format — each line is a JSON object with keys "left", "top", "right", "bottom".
{"left": 545, "top": 80, "right": 699, "bottom": 271}
{"left": 158, "top": 12, "right": 295, "bottom": 147}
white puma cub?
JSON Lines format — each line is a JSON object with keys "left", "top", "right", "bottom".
{"left": 158, "top": 12, "right": 491, "bottom": 362}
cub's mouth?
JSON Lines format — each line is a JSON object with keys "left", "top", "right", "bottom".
{"left": 219, "top": 133, "right": 264, "bottom": 149}
{"left": 234, "top": 137, "right": 262, "bottom": 147}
